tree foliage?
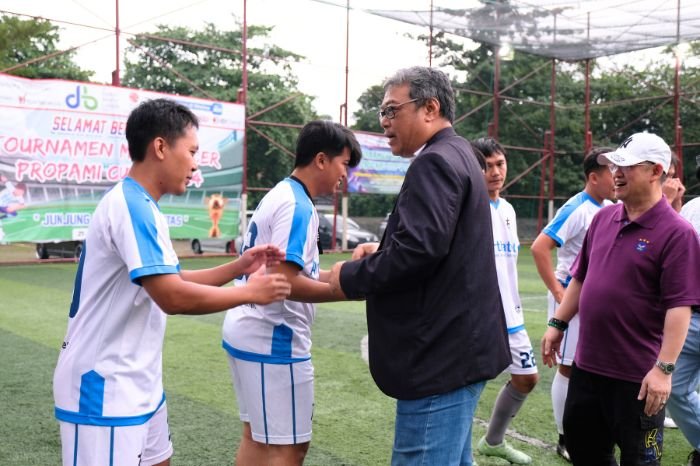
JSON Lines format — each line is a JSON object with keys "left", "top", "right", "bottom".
{"left": 352, "top": 29, "right": 700, "bottom": 219}
{"left": 0, "top": 15, "right": 93, "bottom": 81}
{"left": 123, "top": 21, "right": 317, "bottom": 202}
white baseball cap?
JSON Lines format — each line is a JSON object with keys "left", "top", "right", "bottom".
{"left": 597, "top": 132, "right": 671, "bottom": 173}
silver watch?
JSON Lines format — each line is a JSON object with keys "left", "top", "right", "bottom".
{"left": 655, "top": 360, "right": 675, "bottom": 375}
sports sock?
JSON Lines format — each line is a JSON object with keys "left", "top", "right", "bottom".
{"left": 551, "top": 369, "right": 570, "bottom": 436}
{"left": 485, "top": 381, "right": 528, "bottom": 446}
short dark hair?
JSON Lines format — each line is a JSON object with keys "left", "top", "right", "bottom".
{"left": 583, "top": 147, "right": 614, "bottom": 177}
{"left": 384, "top": 67, "right": 456, "bottom": 123}
{"left": 294, "top": 120, "right": 362, "bottom": 168}
{"left": 471, "top": 137, "right": 506, "bottom": 159}
{"left": 125, "top": 98, "right": 199, "bottom": 162}
{"left": 470, "top": 142, "right": 486, "bottom": 171}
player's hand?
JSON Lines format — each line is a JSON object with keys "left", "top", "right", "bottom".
{"left": 662, "top": 177, "right": 683, "bottom": 204}
{"left": 541, "top": 327, "right": 564, "bottom": 368}
{"left": 328, "top": 261, "right": 347, "bottom": 299}
{"left": 236, "top": 244, "right": 286, "bottom": 275}
{"left": 245, "top": 264, "right": 291, "bottom": 304}
{"left": 351, "top": 242, "right": 379, "bottom": 260}
{"left": 638, "top": 367, "right": 672, "bottom": 416}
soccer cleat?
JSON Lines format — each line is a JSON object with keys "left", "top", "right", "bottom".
{"left": 664, "top": 416, "right": 678, "bottom": 428}
{"left": 556, "top": 434, "right": 571, "bottom": 462}
{"left": 556, "top": 442, "right": 571, "bottom": 463}
{"left": 689, "top": 449, "right": 700, "bottom": 466}
{"left": 477, "top": 435, "right": 532, "bottom": 464}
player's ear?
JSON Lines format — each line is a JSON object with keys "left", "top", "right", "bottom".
{"left": 152, "top": 136, "right": 167, "bottom": 161}
{"left": 314, "top": 152, "right": 327, "bottom": 170}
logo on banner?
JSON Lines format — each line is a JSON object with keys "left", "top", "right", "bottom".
{"left": 65, "top": 86, "right": 98, "bottom": 110}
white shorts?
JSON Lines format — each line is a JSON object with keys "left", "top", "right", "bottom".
{"left": 547, "top": 291, "right": 579, "bottom": 366}
{"left": 227, "top": 355, "right": 314, "bottom": 445}
{"left": 59, "top": 402, "right": 172, "bottom": 466}
{"left": 508, "top": 329, "right": 539, "bottom": 375}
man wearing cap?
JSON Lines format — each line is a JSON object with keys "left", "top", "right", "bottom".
{"left": 666, "top": 157, "right": 700, "bottom": 466}
{"left": 541, "top": 132, "right": 700, "bottom": 465}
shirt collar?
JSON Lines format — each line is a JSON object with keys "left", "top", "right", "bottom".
{"left": 288, "top": 175, "right": 313, "bottom": 202}
{"left": 613, "top": 196, "right": 670, "bottom": 229}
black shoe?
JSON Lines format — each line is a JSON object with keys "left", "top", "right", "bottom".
{"left": 557, "top": 435, "right": 571, "bottom": 463}
{"left": 689, "top": 450, "right": 700, "bottom": 466}
{"left": 557, "top": 443, "right": 571, "bottom": 463}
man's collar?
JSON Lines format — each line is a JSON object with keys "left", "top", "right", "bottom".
{"left": 613, "top": 196, "right": 670, "bottom": 229}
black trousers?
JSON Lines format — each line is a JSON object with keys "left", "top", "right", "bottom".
{"left": 563, "top": 364, "right": 664, "bottom": 466}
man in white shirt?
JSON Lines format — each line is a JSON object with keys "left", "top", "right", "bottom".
{"left": 473, "top": 137, "right": 538, "bottom": 465}
{"left": 223, "top": 120, "right": 361, "bottom": 466}
{"left": 53, "top": 98, "right": 291, "bottom": 466}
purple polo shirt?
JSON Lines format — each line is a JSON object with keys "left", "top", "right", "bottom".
{"left": 572, "top": 198, "right": 700, "bottom": 383}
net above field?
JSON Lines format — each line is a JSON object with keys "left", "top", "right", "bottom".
{"left": 368, "top": 0, "right": 700, "bottom": 61}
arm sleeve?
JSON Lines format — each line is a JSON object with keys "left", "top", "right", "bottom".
{"left": 660, "top": 227, "right": 700, "bottom": 309}
{"left": 111, "top": 195, "right": 179, "bottom": 284}
{"left": 340, "top": 151, "right": 465, "bottom": 298}
{"left": 543, "top": 202, "right": 582, "bottom": 247}
{"left": 570, "top": 217, "right": 593, "bottom": 283}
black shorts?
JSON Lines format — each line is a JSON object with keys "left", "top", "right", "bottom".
{"left": 563, "top": 364, "right": 664, "bottom": 466}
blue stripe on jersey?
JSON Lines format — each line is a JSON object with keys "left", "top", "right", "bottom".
{"left": 130, "top": 264, "right": 180, "bottom": 283}
{"left": 56, "top": 393, "right": 166, "bottom": 426}
{"left": 222, "top": 340, "right": 310, "bottom": 364}
{"left": 290, "top": 364, "right": 297, "bottom": 444}
{"left": 123, "top": 178, "right": 167, "bottom": 284}
{"left": 507, "top": 324, "right": 526, "bottom": 334}
{"left": 285, "top": 178, "right": 313, "bottom": 268}
{"left": 68, "top": 241, "right": 87, "bottom": 318}
{"left": 490, "top": 199, "right": 501, "bottom": 209}
{"left": 73, "top": 424, "right": 78, "bottom": 466}
{"left": 271, "top": 324, "right": 293, "bottom": 359}
{"left": 109, "top": 426, "right": 115, "bottom": 466}
{"left": 79, "top": 370, "right": 105, "bottom": 417}
{"left": 542, "top": 191, "right": 597, "bottom": 247}
{"left": 261, "top": 363, "right": 269, "bottom": 444}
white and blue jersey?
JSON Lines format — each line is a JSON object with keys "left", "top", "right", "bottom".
{"left": 53, "top": 177, "right": 179, "bottom": 426}
{"left": 491, "top": 198, "right": 524, "bottom": 333}
{"left": 542, "top": 191, "right": 611, "bottom": 284}
{"left": 223, "top": 177, "right": 320, "bottom": 363}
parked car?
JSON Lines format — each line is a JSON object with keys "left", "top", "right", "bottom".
{"left": 318, "top": 213, "right": 378, "bottom": 250}
{"left": 190, "top": 237, "right": 235, "bottom": 255}
{"left": 36, "top": 241, "right": 83, "bottom": 260}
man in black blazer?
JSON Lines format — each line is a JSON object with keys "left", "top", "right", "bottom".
{"left": 329, "top": 66, "right": 510, "bottom": 466}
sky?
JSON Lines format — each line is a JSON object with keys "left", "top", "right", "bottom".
{"left": 1, "top": 0, "right": 479, "bottom": 123}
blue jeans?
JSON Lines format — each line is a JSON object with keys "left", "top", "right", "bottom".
{"left": 667, "top": 312, "right": 700, "bottom": 450}
{"left": 392, "top": 381, "right": 486, "bottom": 466}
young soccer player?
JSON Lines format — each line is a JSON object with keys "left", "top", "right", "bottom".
{"left": 222, "top": 120, "right": 362, "bottom": 465}
{"left": 53, "top": 98, "right": 291, "bottom": 466}
{"left": 474, "top": 137, "right": 537, "bottom": 465}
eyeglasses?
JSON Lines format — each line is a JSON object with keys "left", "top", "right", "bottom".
{"left": 377, "top": 98, "right": 419, "bottom": 121}
{"left": 608, "top": 162, "right": 656, "bottom": 174}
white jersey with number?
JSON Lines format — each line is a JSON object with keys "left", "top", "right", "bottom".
{"left": 490, "top": 198, "right": 523, "bottom": 333}
{"left": 223, "top": 177, "right": 320, "bottom": 363}
{"left": 53, "top": 177, "right": 179, "bottom": 426}
{"left": 542, "top": 191, "right": 611, "bottom": 283}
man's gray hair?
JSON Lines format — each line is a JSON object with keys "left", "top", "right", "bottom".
{"left": 383, "top": 67, "right": 456, "bottom": 124}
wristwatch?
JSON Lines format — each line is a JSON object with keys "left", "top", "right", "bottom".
{"left": 655, "top": 360, "right": 675, "bottom": 375}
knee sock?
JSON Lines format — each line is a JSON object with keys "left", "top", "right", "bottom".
{"left": 485, "top": 381, "right": 529, "bottom": 446}
{"left": 551, "top": 370, "right": 569, "bottom": 436}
